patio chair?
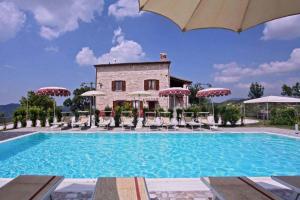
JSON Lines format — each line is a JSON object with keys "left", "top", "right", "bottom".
{"left": 160, "top": 112, "right": 173, "bottom": 131}
{"left": 121, "top": 111, "right": 134, "bottom": 130}
{"left": 272, "top": 176, "right": 300, "bottom": 200}
{"left": 93, "top": 177, "right": 150, "bottom": 200}
{"left": 183, "top": 112, "right": 201, "bottom": 131}
{"left": 72, "top": 115, "right": 89, "bottom": 128}
{"left": 201, "top": 115, "right": 218, "bottom": 131}
{"left": 145, "top": 112, "right": 161, "bottom": 130}
{"left": 0, "top": 175, "right": 64, "bottom": 200}
{"left": 99, "top": 111, "right": 112, "bottom": 129}
{"left": 62, "top": 116, "right": 72, "bottom": 127}
{"left": 202, "top": 176, "right": 282, "bottom": 200}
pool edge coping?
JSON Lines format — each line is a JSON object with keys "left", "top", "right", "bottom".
{"left": 0, "top": 130, "right": 299, "bottom": 144}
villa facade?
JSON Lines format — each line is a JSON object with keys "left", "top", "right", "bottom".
{"left": 94, "top": 54, "right": 192, "bottom": 111}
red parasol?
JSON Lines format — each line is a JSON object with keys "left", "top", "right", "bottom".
{"left": 37, "top": 87, "right": 71, "bottom": 97}
{"left": 159, "top": 87, "right": 191, "bottom": 97}
{"left": 196, "top": 88, "right": 231, "bottom": 98}
{"left": 36, "top": 86, "right": 71, "bottom": 123}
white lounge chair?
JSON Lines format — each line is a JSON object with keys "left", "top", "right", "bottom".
{"left": 72, "top": 115, "right": 89, "bottom": 128}
{"left": 99, "top": 116, "right": 111, "bottom": 129}
{"left": 121, "top": 111, "right": 134, "bottom": 130}
{"left": 145, "top": 112, "right": 161, "bottom": 130}
{"left": 183, "top": 112, "right": 201, "bottom": 131}
{"left": 201, "top": 115, "right": 218, "bottom": 131}
{"left": 160, "top": 112, "right": 173, "bottom": 131}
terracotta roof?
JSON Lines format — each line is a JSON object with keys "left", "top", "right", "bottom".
{"left": 170, "top": 76, "right": 192, "bottom": 84}
{"left": 94, "top": 61, "right": 171, "bottom": 67}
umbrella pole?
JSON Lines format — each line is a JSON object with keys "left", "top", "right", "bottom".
{"left": 211, "top": 97, "right": 215, "bottom": 118}
{"left": 173, "top": 94, "right": 176, "bottom": 119}
{"left": 53, "top": 100, "right": 56, "bottom": 122}
{"left": 94, "top": 96, "right": 96, "bottom": 127}
{"left": 90, "top": 96, "right": 92, "bottom": 127}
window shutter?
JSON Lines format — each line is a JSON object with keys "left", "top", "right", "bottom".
{"left": 144, "top": 80, "right": 149, "bottom": 91}
{"left": 156, "top": 80, "right": 159, "bottom": 90}
{"left": 122, "top": 81, "right": 126, "bottom": 91}
{"left": 112, "top": 81, "right": 116, "bottom": 91}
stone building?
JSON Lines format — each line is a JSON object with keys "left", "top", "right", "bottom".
{"left": 94, "top": 54, "right": 192, "bottom": 111}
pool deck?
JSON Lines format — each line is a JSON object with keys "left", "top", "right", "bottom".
{"left": 0, "top": 177, "right": 294, "bottom": 200}
{"left": 0, "top": 126, "right": 299, "bottom": 199}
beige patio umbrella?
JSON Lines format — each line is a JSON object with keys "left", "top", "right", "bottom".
{"left": 129, "top": 91, "right": 151, "bottom": 117}
{"left": 139, "top": 0, "right": 300, "bottom": 32}
{"left": 81, "top": 90, "right": 105, "bottom": 127}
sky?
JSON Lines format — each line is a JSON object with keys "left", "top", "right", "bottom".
{"left": 1, "top": 0, "right": 300, "bottom": 105}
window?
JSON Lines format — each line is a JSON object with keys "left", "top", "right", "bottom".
{"left": 115, "top": 81, "right": 123, "bottom": 91}
{"left": 148, "top": 80, "right": 156, "bottom": 90}
{"left": 144, "top": 79, "right": 159, "bottom": 90}
{"left": 112, "top": 81, "right": 126, "bottom": 91}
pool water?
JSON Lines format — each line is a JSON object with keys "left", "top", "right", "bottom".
{"left": 0, "top": 132, "right": 299, "bottom": 178}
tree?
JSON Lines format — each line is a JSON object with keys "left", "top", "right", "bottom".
{"left": 188, "top": 83, "right": 210, "bottom": 105}
{"left": 20, "top": 91, "right": 54, "bottom": 111}
{"left": 63, "top": 84, "right": 93, "bottom": 112}
{"left": 281, "top": 84, "right": 293, "bottom": 96}
{"left": 281, "top": 82, "right": 300, "bottom": 97}
{"left": 248, "top": 82, "right": 264, "bottom": 99}
{"left": 292, "top": 82, "right": 300, "bottom": 97}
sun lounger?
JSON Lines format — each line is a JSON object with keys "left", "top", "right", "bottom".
{"left": 99, "top": 116, "right": 111, "bottom": 129}
{"left": 121, "top": 111, "right": 134, "bottom": 130}
{"left": 145, "top": 112, "right": 161, "bottom": 130}
{"left": 272, "top": 176, "right": 300, "bottom": 200}
{"left": 0, "top": 175, "right": 64, "bottom": 200}
{"left": 201, "top": 115, "right": 218, "bottom": 131}
{"left": 202, "top": 177, "right": 282, "bottom": 200}
{"left": 160, "top": 112, "right": 173, "bottom": 131}
{"left": 72, "top": 116, "right": 88, "bottom": 128}
{"left": 62, "top": 116, "right": 72, "bottom": 127}
{"left": 183, "top": 112, "right": 201, "bottom": 131}
{"left": 93, "top": 177, "right": 149, "bottom": 200}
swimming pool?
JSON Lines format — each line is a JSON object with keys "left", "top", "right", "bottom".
{"left": 0, "top": 132, "right": 299, "bottom": 178}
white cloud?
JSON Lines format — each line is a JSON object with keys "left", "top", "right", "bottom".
{"left": 76, "top": 27, "right": 145, "bottom": 66}
{"left": 0, "top": 1, "right": 26, "bottom": 42}
{"left": 214, "top": 48, "right": 300, "bottom": 83}
{"left": 12, "top": 0, "right": 104, "bottom": 40}
{"left": 108, "top": 0, "right": 142, "bottom": 19}
{"left": 262, "top": 15, "right": 300, "bottom": 40}
{"left": 44, "top": 45, "right": 59, "bottom": 53}
{"left": 76, "top": 47, "right": 98, "bottom": 66}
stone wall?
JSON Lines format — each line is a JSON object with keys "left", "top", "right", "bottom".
{"left": 95, "top": 62, "right": 171, "bottom": 110}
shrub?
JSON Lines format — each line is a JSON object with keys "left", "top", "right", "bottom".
{"left": 176, "top": 108, "right": 183, "bottom": 121}
{"left": 29, "top": 107, "right": 40, "bottom": 127}
{"left": 47, "top": 108, "right": 54, "bottom": 125}
{"left": 114, "top": 106, "right": 122, "bottom": 127}
{"left": 56, "top": 107, "right": 62, "bottom": 122}
{"left": 270, "top": 107, "right": 297, "bottom": 126}
{"left": 95, "top": 109, "right": 100, "bottom": 126}
{"left": 168, "top": 108, "right": 173, "bottom": 119}
{"left": 220, "top": 105, "right": 241, "bottom": 126}
{"left": 133, "top": 108, "right": 138, "bottom": 126}
{"left": 13, "top": 107, "right": 27, "bottom": 128}
{"left": 104, "top": 106, "right": 112, "bottom": 116}
{"left": 214, "top": 104, "right": 220, "bottom": 124}
{"left": 156, "top": 107, "right": 164, "bottom": 116}
{"left": 184, "top": 105, "right": 201, "bottom": 118}
{"left": 123, "top": 102, "right": 131, "bottom": 111}
{"left": 39, "top": 109, "right": 47, "bottom": 127}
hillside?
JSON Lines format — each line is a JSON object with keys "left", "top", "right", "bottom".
{"left": 0, "top": 103, "right": 20, "bottom": 117}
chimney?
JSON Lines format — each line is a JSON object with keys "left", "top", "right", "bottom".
{"left": 160, "top": 53, "right": 168, "bottom": 61}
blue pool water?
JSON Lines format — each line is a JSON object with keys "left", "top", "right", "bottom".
{"left": 0, "top": 132, "right": 299, "bottom": 178}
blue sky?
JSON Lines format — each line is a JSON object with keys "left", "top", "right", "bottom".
{"left": 1, "top": 0, "right": 300, "bottom": 105}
